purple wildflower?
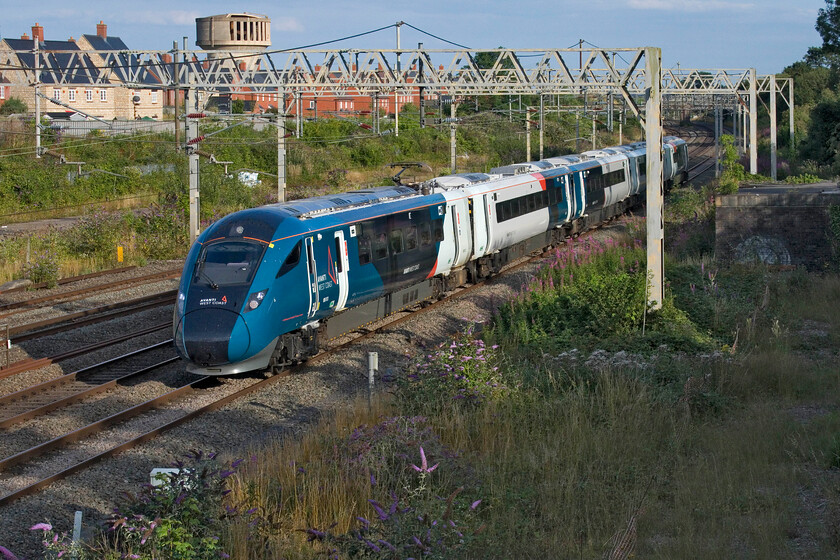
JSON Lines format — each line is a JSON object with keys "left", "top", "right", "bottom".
{"left": 0, "top": 547, "right": 21, "bottom": 560}
{"left": 30, "top": 523, "right": 52, "bottom": 532}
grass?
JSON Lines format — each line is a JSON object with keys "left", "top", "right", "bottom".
{"left": 38, "top": 229, "right": 840, "bottom": 559}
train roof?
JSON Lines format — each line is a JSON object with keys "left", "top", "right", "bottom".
{"left": 422, "top": 172, "right": 502, "bottom": 191}
{"left": 267, "top": 185, "right": 419, "bottom": 219}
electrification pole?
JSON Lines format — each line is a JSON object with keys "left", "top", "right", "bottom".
{"left": 185, "top": 87, "right": 200, "bottom": 245}
{"left": 173, "top": 41, "right": 180, "bottom": 150}
{"left": 395, "top": 21, "right": 402, "bottom": 137}
{"left": 278, "top": 88, "right": 286, "bottom": 202}
{"left": 770, "top": 74, "right": 777, "bottom": 181}
{"left": 34, "top": 35, "right": 41, "bottom": 158}
{"left": 749, "top": 67, "right": 758, "bottom": 175}
{"left": 539, "top": 95, "right": 544, "bottom": 160}
{"left": 450, "top": 101, "right": 457, "bottom": 172}
{"left": 418, "top": 42, "right": 425, "bottom": 128}
{"left": 526, "top": 108, "right": 531, "bottom": 161}
{"left": 645, "top": 47, "right": 664, "bottom": 311}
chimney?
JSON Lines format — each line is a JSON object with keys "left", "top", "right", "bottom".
{"left": 31, "top": 23, "right": 44, "bottom": 42}
{"left": 97, "top": 21, "right": 107, "bottom": 39}
{"left": 20, "top": 33, "right": 30, "bottom": 41}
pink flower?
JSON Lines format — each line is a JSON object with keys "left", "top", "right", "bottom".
{"left": 30, "top": 523, "right": 52, "bottom": 532}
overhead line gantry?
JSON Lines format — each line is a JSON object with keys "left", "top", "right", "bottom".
{"left": 0, "top": 44, "right": 794, "bottom": 310}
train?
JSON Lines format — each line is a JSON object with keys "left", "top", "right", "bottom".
{"left": 173, "top": 136, "right": 689, "bottom": 375}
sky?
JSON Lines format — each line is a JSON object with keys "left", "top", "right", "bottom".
{"left": 0, "top": 0, "right": 827, "bottom": 75}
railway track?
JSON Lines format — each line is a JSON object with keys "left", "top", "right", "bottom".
{"left": 0, "top": 266, "right": 138, "bottom": 295}
{"left": 4, "top": 290, "right": 175, "bottom": 345}
{"left": 0, "top": 268, "right": 180, "bottom": 320}
{"left": 0, "top": 246, "right": 545, "bottom": 507}
{"left": 0, "top": 321, "right": 170, "bottom": 380}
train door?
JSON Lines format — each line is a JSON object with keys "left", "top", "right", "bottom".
{"left": 572, "top": 171, "right": 586, "bottom": 218}
{"left": 451, "top": 201, "right": 472, "bottom": 267}
{"left": 469, "top": 195, "right": 490, "bottom": 258}
{"left": 304, "top": 236, "right": 319, "bottom": 319}
{"left": 333, "top": 230, "right": 350, "bottom": 311}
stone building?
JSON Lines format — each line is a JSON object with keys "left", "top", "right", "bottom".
{"left": 0, "top": 22, "right": 164, "bottom": 120}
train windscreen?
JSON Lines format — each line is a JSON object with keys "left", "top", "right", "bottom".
{"left": 195, "top": 240, "right": 265, "bottom": 287}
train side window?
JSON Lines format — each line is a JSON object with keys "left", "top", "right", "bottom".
{"left": 390, "top": 229, "right": 404, "bottom": 254}
{"left": 276, "top": 241, "right": 302, "bottom": 277}
{"left": 433, "top": 220, "right": 444, "bottom": 242}
{"left": 406, "top": 225, "right": 418, "bottom": 251}
{"left": 358, "top": 237, "right": 372, "bottom": 265}
{"left": 527, "top": 193, "right": 537, "bottom": 212}
{"left": 373, "top": 233, "right": 388, "bottom": 260}
{"left": 419, "top": 222, "right": 431, "bottom": 246}
{"left": 334, "top": 237, "right": 343, "bottom": 273}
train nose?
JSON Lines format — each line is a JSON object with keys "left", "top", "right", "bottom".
{"left": 178, "top": 308, "right": 250, "bottom": 366}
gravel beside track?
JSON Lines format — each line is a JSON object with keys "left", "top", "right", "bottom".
{"left": 0, "top": 222, "right": 636, "bottom": 558}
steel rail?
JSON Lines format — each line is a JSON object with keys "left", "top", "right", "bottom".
{"left": 9, "top": 291, "right": 176, "bottom": 343}
{"left": 0, "top": 341, "right": 177, "bottom": 429}
{"left": 0, "top": 266, "right": 138, "bottom": 295}
{"left": 0, "top": 269, "right": 180, "bottom": 317}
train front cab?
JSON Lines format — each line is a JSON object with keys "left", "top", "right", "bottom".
{"left": 174, "top": 215, "right": 312, "bottom": 375}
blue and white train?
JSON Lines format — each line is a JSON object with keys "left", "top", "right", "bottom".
{"left": 173, "top": 137, "right": 688, "bottom": 375}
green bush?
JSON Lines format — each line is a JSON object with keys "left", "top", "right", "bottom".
{"left": 24, "top": 250, "right": 60, "bottom": 287}
{"left": 62, "top": 212, "right": 126, "bottom": 260}
{"left": 396, "top": 323, "right": 509, "bottom": 413}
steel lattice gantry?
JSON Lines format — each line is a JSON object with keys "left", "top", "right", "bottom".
{"left": 0, "top": 45, "right": 792, "bottom": 309}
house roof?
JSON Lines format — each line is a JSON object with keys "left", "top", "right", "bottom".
{"left": 4, "top": 38, "right": 100, "bottom": 85}
{"left": 3, "top": 34, "right": 162, "bottom": 87}
{"left": 81, "top": 34, "right": 162, "bottom": 86}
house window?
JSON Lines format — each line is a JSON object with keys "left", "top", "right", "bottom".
{"left": 86, "top": 89, "right": 93, "bottom": 102}
{"left": 53, "top": 88, "right": 61, "bottom": 101}
{"left": 0, "top": 87, "right": 4, "bottom": 100}
{"left": 68, "top": 90, "right": 76, "bottom": 102}
{"left": 151, "top": 90, "right": 158, "bottom": 104}
{"left": 308, "top": 101, "right": 314, "bottom": 109}
{"left": 100, "top": 89, "right": 107, "bottom": 102}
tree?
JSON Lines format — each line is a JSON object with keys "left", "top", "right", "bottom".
{"left": 782, "top": 61, "right": 833, "bottom": 106}
{"left": 0, "top": 97, "right": 27, "bottom": 115}
{"left": 808, "top": 0, "right": 840, "bottom": 67}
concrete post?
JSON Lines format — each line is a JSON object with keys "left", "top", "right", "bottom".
{"left": 770, "top": 74, "right": 777, "bottom": 181}
{"left": 173, "top": 41, "right": 180, "bottom": 150}
{"left": 35, "top": 36, "right": 41, "bottom": 158}
{"left": 715, "top": 105, "right": 721, "bottom": 178}
{"left": 450, "top": 102, "right": 457, "bottom": 172}
{"left": 742, "top": 101, "right": 748, "bottom": 155}
{"left": 789, "top": 78, "right": 795, "bottom": 153}
{"left": 645, "top": 47, "right": 664, "bottom": 311}
{"left": 749, "top": 68, "right": 758, "bottom": 175}
{"left": 277, "top": 89, "right": 286, "bottom": 202}
{"left": 539, "top": 95, "right": 544, "bottom": 160}
{"left": 186, "top": 91, "right": 200, "bottom": 245}
{"left": 526, "top": 108, "right": 531, "bottom": 161}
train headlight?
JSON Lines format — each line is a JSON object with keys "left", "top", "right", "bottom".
{"left": 245, "top": 289, "right": 268, "bottom": 312}
{"left": 176, "top": 291, "right": 186, "bottom": 316}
